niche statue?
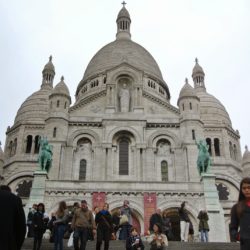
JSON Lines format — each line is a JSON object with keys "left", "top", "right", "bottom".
{"left": 119, "top": 83, "right": 130, "bottom": 112}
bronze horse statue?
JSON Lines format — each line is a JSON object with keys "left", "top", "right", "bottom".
{"left": 196, "top": 140, "right": 211, "bottom": 175}
{"left": 38, "top": 137, "right": 53, "bottom": 172}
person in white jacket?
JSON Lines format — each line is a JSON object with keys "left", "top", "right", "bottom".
{"left": 147, "top": 223, "right": 168, "bottom": 250}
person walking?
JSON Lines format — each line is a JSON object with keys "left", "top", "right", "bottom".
{"left": 32, "top": 203, "right": 47, "bottom": 250}
{"left": 95, "top": 203, "right": 114, "bottom": 250}
{"left": 71, "top": 200, "right": 96, "bottom": 250}
{"left": 162, "top": 211, "right": 173, "bottom": 241}
{"left": 53, "top": 201, "right": 69, "bottom": 250}
{"left": 27, "top": 204, "right": 37, "bottom": 238}
{"left": 121, "top": 200, "right": 133, "bottom": 224}
{"left": 198, "top": 210, "right": 209, "bottom": 242}
{"left": 119, "top": 214, "right": 132, "bottom": 240}
{"left": 178, "top": 202, "right": 190, "bottom": 242}
{"left": 126, "top": 227, "right": 145, "bottom": 250}
{"left": 0, "top": 185, "right": 26, "bottom": 250}
{"left": 230, "top": 177, "right": 250, "bottom": 250}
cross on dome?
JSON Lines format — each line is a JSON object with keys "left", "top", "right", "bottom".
{"left": 122, "top": 1, "right": 127, "bottom": 7}
{"left": 195, "top": 58, "right": 198, "bottom": 64}
{"left": 185, "top": 78, "right": 189, "bottom": 84}
{"left": 49, "top": 55, "right": 53, "bottom": 62}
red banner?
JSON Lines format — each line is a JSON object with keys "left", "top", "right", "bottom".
{"left": 92, "top": 192, "right": 106, "bottom": 210}
{"left": 143, "top": 193, "right": 157, "bottom": 235}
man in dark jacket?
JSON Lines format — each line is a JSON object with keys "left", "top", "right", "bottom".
{"left": 0, "top": 185, "right": 26, "bottom": 250}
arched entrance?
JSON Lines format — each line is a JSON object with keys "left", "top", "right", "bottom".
{"left": 163, "top": 208, "right": 180, "bottom": 241}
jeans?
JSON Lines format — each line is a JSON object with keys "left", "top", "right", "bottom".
{"left": 200, "top": 230, "right": 209, "bottom": 242}
{"left": 54, "top": 224, "right": 66, "bottom": 250}
{"left": 180, "top": 221, "right": 189, "bottom": 242}
{"left": 33, "top": 230, "right": 43, "bottom": 250}
{"left": 73, "top": 227, "right": 88, "bottom": 250}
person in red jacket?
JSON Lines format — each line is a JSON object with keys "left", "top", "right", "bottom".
{"left": 230, "top": 177, "right": 250, "bottom": 250}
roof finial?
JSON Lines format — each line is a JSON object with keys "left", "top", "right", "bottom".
{"left": 245, "top": 145, "right": 249, "bottom": 151}
{"left": 122, "top": 1, "right": 127, "bottom": 7}
{"left": 49, "top": 55, "right": 52, "bottom": 62}
{"left": 185, "top": 78, "right": 189, "bottom": 84}
{"left": 61, "top": 76, "right": 64, "bottom": 81}
{"left": 195, "top": 58, "right": 198, "bottom": 64}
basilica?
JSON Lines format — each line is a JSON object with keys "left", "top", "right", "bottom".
{"left": 1, "top": 4, "right": 250, "bottom": 242}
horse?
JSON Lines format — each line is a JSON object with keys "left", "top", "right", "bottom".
{"left": 38, "top": 138, "right": 53, "bottom": 172}
{"left": 196, "top": 140, "right": 211, "bottom": 175}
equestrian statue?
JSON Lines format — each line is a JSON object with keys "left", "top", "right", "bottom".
{"left": 38, "top": 137, "right": 53, "bottom": 172}
{"left": 196, "top": 139, "right": 211, "bottom": 175}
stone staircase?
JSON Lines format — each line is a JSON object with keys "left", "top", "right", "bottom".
{"left": 22, "top": 238, "right": 240, "bottom": 250}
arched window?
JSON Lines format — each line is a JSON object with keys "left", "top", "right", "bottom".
{"left": 56, "top": 100, "right": 60, "bottom": 107}
{"left": 206, "top": 138, "right": 212, "bottom": 155}
{"left": 26, "top": 135, "right": 32, "bottom": 153}
{"left": 233, "top": 144, "right": 237, "bottom": 160}
{"left": 9, "top": 141, "right": 13, "bottom": 157}
{"left": 34, "top": 135, "right": 40, "bottom": 154}
{"left": 13, "top": 138, "right": 17, "bottom": 155}
{"left": 214, "top": 138, "right": 220, "bottom": 156}
{"left": 79, "top": 159, "right": 87, "bottom": 180}
{"left": 161, "top": 161, "right": 168, "bottom": 181}
{"left": 53, "top": 127, "right": 57, "bottom": 138}
{"left": 119, "top": 138, "right": 129, "bottom": 175}
{"left": 189, "top": 102, "right": 192, "bottom": 110}
{"left": 192, "top": 130, "right": 196, "bottom": 140}
{"left": 64, "top": 102, "right": 67, "bottom": 109}
{"left": 229, "top": 141, "right": 233, "bottom": 158}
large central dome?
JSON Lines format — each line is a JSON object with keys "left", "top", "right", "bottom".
{"left": 82, "top": 39, "right": 163, "bottom": 81}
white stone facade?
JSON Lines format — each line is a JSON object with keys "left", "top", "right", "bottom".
{"left": 0, "top": 5, "right": 247, "bottom": 242}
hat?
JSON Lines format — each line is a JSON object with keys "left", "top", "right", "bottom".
{"left": 81, "top": 200, "right": 87, "bottom": 204}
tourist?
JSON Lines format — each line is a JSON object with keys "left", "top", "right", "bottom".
{"left": 230, "top": 177, "right": 250, "bottom": 250}
{"left": 32, "top": 203, "right": 47, "bottom": 250}
{"left": 149, "top": 208, "right": 163, "bottom": 233}
{"left": 147, "top": 223, "right": 168, "bottom": 250}
{"left": 53, "top": 201, "right": 69, "bottom": 250}
{"left": 88, "top": 206, "right": 99, "bottom": 241}
{"left": 95, "top": 203, "right": 114, "bottom": 250}
{"left": 162, "top": 211, "right": 173, "bottom": 241}
{"left": 126, "top": 227, "right": 145, "bottom": 250}
{"left": 47, "top": 213, "right": 57, "bottom": 243}
{"left": 111, "top": 208, "right": 121, "bottom": 238}
{"left": 0, "top": 185, "right": 26, "bottom": 250}
{"left": 178, "top": 201, "right": 190, "bottom": 242}
{"left": 188, "top": 221, "right": 194, "bottom": 242}
{"left": 119, "top": 214, "right": 132, "bottom": 240}
{"left": 71, "top": 200, "right": 96, "bottom": 250}
{"left": 198, "top": 210, "right": 209, "bottom": 242}
{"left": 27, "top": 204, "right": 37, "bottom": 237}
{"left": 121, "top": 200, "right": 133, "bottom": 224}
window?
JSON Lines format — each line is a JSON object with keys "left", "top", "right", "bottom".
{"left": 34, "top": 135, "right": 40, "bottom": 154}
{"left": 189, "top": 102, "right": 192, "bottom": 110}
{"left": 182, "top": 103, "right": 184, "bottom": 111}
{"left": 64, "top": 102, "right": 67, "bottom": 109}
{"left": 214, "top": 138, "right": 220, "bottom": 156}
{"left": 79, "top": 159, "right": 87, "bottom": 180}
{"left": 13, "top": 138, "right": 17, "bottom": 155}
{"left": 119, "top": 138, "right": 129, "bottom": 175}
{"left": 206, "top": 138, "right": 212, "bottom": 155}
{"left": 192, "top": 130, "right": 196, "bottom": 140}
{"left": 161, "top": 161, "right": 168, "bottom": 181}
{"left": 229, "top": 141, "right": 233, "bottom": 158}
{"left": 57, "top": 100, "right": 60, "bottom": 107}
{"left": 26, "top": 135, "right": 32, "bottom": 153}
{"left": 233, "top": 144, "right": 237, "bottom": 160}
{"left": 9, "top": 141, "right": 13, "bottom": 157}
{"left": 53, "top": 128, "right": 57, "bottom": 138}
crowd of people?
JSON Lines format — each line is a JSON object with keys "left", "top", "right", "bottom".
{"left": 0, "top": 177, "right": 250, "bottom": 250}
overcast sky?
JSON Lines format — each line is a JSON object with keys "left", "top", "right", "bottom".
{"left": 0, "top": 0, "right": 249, "bottom": 154}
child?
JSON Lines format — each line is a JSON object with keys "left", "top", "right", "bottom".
{"left": 126, "top": 227, "right": 145, "bottom": 250}
{"left": 147, "top": 223, "right": 168, "bottom": 250}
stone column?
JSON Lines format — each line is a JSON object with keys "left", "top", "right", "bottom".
{"left": 201, "top": 173, "right": 227, "bottom": 242}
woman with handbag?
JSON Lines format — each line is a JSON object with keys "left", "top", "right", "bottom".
{"left": 95, "top": 203, "right": 115, "bottom": 250}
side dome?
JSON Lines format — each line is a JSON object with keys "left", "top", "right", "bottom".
{"left": 80, "top": 39, "right": 163, "bottom": 83}
{"left": 14, "top": 88, "right": 52, "bottom": 124}
{"left": 196, "top": 91, "right": 232, "bottom": 126}
{"left": 52, "top": 77, "right": 70, "bottom": 97}
{"left": 177, "top": 79, "right": 199, "bottom": 105}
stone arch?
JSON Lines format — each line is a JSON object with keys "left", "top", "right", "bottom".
{"left": 215, "top": 174, "right": 240, "bottom": 191}
{"left": 106, "top": 126, "right": 141, "bottom": 143}
{"left": 68, "top": 129, "right": 100, "bottom": 147}
{"left": 6, "top": 171, "right": 34, "bottom": 186}
{"left": 148, "top": 130, "right": 181, "bottom": 148}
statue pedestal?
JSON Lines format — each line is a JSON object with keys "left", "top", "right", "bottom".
{"left": 25, "top": 170, "right": 48, "bottom": 214}
{"left": 201, "top": 173, "right": 227, "bottom": 242}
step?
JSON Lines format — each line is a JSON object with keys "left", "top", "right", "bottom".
{"left": 22, "top": 238, "right": 240, "bottom": 250}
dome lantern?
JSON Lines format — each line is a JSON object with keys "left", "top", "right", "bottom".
{"left": 116, "top": 2, "right": 131, "bottom": 40}
{"left": 42, "top": 55, "right": 55, "bottom": 88}
{"left": 192, "top": 58, "right": 206, "bottom": 91}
